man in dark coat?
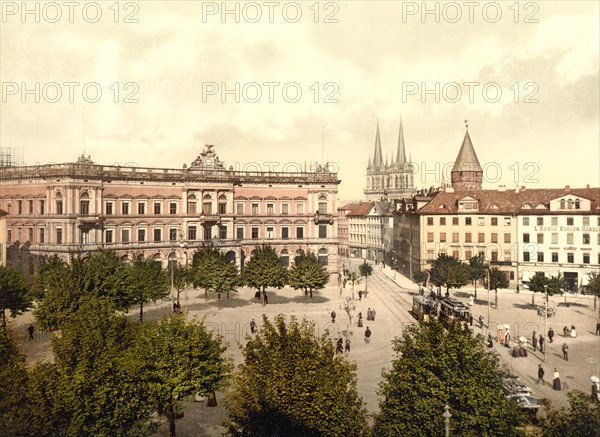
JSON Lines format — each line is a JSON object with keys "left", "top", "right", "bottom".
{"left": 548, "top": 327, "right": 554, "bottom": 343}
{"left": 537, "top": 365, "right": 545, "bottom": 385}
{"left": 539, "top": 335, "right": 545, "bottom": 353}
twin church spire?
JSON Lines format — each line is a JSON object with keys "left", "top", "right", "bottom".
{"left": 365, "top": 117, "right": 414, "bottom": 200}
{"left": 369, "top": 117, "right": 408, "bottom": 171}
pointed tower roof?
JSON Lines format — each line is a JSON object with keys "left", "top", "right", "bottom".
{"left": 451, "top": 128, "right": 482, "bottom": 173}
{"left": 367, "top": 155, "right": 372, "bottom": 170}
{"left": 372, "top": 120, "right": 384, "bottom": 168}
{"left": 385, "top": 154, "right": 389, "bottom": 168}
{"left": 396, "top": 116, "right": 407, "bottom": 166}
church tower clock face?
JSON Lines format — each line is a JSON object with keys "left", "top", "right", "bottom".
{"left": 206, "top": 159, "right": 212, "bottom": 166}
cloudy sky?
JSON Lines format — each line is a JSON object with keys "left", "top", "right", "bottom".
{"left": 1, "top": 1, "right": 598, "bottom": 200}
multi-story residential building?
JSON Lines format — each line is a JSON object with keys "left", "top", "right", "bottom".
{"left": 0, "top": 145, "right": 340, "bottom": 276}
{"left": 364, "top": 119, "right": 415, "bottom": 201}
{"left": 337, "top": 202, "right": 360, "bottom": 259}
{"left": 393, "top": 127, "right": 600, "bottom": 290}
{"left": 347, "top": 201, "right": 393, "bottom": 261}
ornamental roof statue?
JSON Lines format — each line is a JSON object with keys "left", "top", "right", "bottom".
{"left": 189, "top": 144, "right": 225, "bottom": 170}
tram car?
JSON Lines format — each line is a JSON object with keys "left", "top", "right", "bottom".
{"left": 411, "top": 295, "right": 437, "bottom": 321}
{"left": 438, "top": 298, "right": 471, "bottom": 329}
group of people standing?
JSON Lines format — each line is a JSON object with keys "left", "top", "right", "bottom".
{"left": 537, "top": 365, "right": 562, "bottom": 391}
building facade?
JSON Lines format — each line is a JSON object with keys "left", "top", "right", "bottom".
{"left": 392, "top": 127, "right": 600, "bottom": 290}
{"left": 337, "top": 202, "right": 359, "bottom": 259}
{"left": 347, "top": 201, "right": 393, "bottom": 262}
{"left": 0, "top": 145, "right": 341, "bottom": 276}
{"left": 364, "top": 119, "right": 415, "bottom": 201}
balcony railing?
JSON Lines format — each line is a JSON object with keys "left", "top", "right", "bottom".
{"left": 314, "top": 212, "right": 334, "bottom": 225}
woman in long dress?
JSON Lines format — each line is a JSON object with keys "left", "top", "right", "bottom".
{"left": 553, "top": 369, "right": 562, "bottom": 391}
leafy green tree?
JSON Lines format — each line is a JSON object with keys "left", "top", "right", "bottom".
{"left": 74, "top": 250, "right": 131, "bottom": 310}
{"left": 539, "top": 391, "right": 600, "bottom": 436}
{"left": 242, "top": 245, "right": 287, "bottom": 301}
{"left": 0, "top": 265, "right": 30, "bottom": 334}
{"left": 132, "top": 315, "right": 232, "bottom": 437}
{"left": 212, "top": 252, "right": 239, "bottom": 299}
{"left": 469, "top": 256, "right": 487, "bottom": 300}
{"left": 226, "top": 314, "right": 369, "bottom": 437}
{"left": 413, "top": 270, "right": 428, "bottom": 287}
{"left": 32, "top": 252, "right": 131, "bottom": 330}
{"left": 429, "top": 254, "right": 471, "bottom": 296}
{"left": 373, "top": 318, "right": 524, "bottom": 436}
{"left": 190, "top": 245, "right": 222, "bottom": 300}
{"left": 584, "top": 272, "right": 600, "bottom": 316}
{"left": 125, "top": 257, "right": 170, "bottom": 322}
{"left": 0, "top": 331, "right": 31, "bottom": 435}
{"left": 347, "top": 270, "right": 361, "bottom": 300}
{"left": 287, "top": 252, "right": 330, "bottom": 299}
{"left": 489, "top": 267, "right": 510, "bottom": 308}
{"left": 359, "top": 261, "right": 373, "bottom": 295}
{"left": 527, "top": 273, "right": 564, "bottom": 306}
{"left": 49, "top": 297, "right": 155, "bottom": 436}
{"left": 172, "top": 265, "right": 190, "bottom": 307}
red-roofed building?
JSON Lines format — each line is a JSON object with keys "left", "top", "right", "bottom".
{"left": 391, "top": 127, "right": 600, "bottom": 291}
{"left": 347, "top": 201, "right": 394, "bottom": 261}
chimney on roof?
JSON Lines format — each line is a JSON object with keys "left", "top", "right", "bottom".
{"left": 565, "top": 185, "right": 570, "bottom": 191}
{"left": 498, "top": 185, "right": 506, "bottom": 192}
{"left": 521, "top": 186, "right": 525, "bottom": 191}
{"left": 586, "top": 184, "right": 590, "bottom": 188}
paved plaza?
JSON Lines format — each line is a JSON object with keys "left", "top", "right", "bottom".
{"left": 12, "top": 260, "right": 600, "bottom": 436}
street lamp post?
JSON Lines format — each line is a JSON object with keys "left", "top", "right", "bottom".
{"left": 443, "top": 404, "right": 451, "bottom": 437}
{"left": 486, "top": 266, "right": 491, "bottom": 329}
{"left": 544, "top": 285, "right": 548, "bottom": 363}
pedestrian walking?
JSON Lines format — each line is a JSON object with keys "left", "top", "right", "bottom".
{"left": 250, "top": 319, "right": 256, "bottom": 334}
{"left": 366, "top": 308, "right": 372, "bottom": 321}
{"left": 364, "top": 327, "right": 372, "bottom": 344}
{"left": 358, "top": 290, "right": 362, "bottom": 301}
{"left": 532, "top": 331, "right": 538, "bottom": 351}
{"left": 479, "top": 315, "right": 484, "bottom": 329}
{"left": 331, "top": 310, "right": 336, "bottom": 323}
{"left": 487, "top": 334, "right": 493, "bottom": 348}
{"left": 27, "top": 324, "right": 35, "bottom": 341}
{"left": 345, "top": 339, "right": 351, "bottom": 353}
{"left": 548, "top": 327, "right": 554, "bottom": 343}
{"left": 371, "top": 308, "right": 376, "bottom": 321}
{"left": 552, "top": 368, "right": 562, "bottom": 391}
{"left": 537, "top": 364, "right": 545, "bottom": 385}
{"left": 264, "top": 293, "right": 268, "bottom": 305}
{"left": 539, "top": 335, "right": 545, "bottom": 353}
{"left": 336, "top": 337, "right": 344, "bottom": 354}
{"left": 562, "top": 343, "right": 569, "bottom": 361}
{"left": 596, "top": 319, "right": 600, "bottom": 336}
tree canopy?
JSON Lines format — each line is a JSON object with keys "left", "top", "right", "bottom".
{"left": 226, "top": 314, "right": 369, "bottom": 437}
{"left": 0, "top": 265, "right": 30, "bottom": 334}
{"left": 242, "top": 245, "right": 287, "bottom": 296}
{"left": 429, "top": 254, "right": 471, "bottom": 294}
{"left": 469, "top": 256, "right": 487, "bottom": 299}
{"left": 489, "top": 267, "right": 509, "bottom": 291}
{"left": 539, "top": 391, "right": 600, "bottom": 436}
{"left": 287, "top": 252, "right": 329, "bottom": 299}
{"left": 132, "top": 315, "right": 232, "bottom": 436}
{"left": 373, "top": 318, "right": 524, "bottom": 436}
{"left": 126, "top": 257, "right": 170, "bottom": 322}
{"left": 358, "top": 261, "right": 373, "bottom": 294}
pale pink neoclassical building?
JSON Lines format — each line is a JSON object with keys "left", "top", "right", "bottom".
{"left": 0, "top": 145, "right": 340, "bottom": 276}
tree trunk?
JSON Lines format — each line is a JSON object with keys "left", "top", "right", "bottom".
{"left": 474, "top": 281, "right": 478, "bottom": 300}
{"left": 495, "top": 289, "right": 498, "bottom": 308}
{"left": 532, "top": 293, "right": 535, "bottom": 306}
{"left": 365, "top": 276, "right": 368, "bottom": 293}
{"left": 310, "top": 288, "right": 313, "bottom": 298}
{"left": 169, "top": 406, "right": 176, "bottom": 437}
{"left": 139, "top": 301, "right": 144, "bottom": 323}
